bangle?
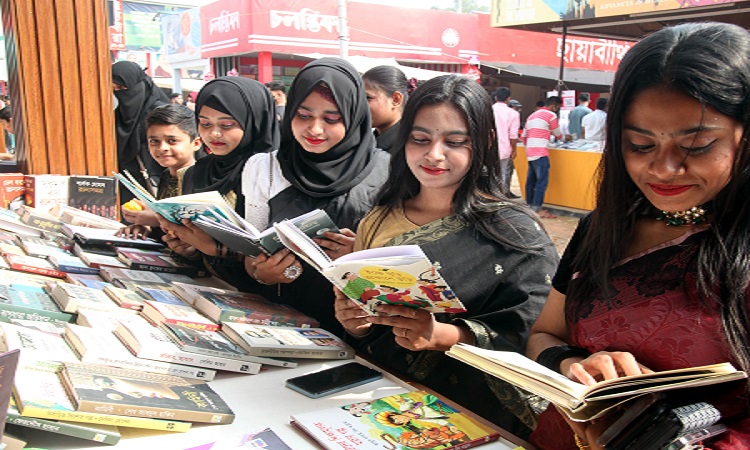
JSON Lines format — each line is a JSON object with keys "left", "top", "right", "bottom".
{"left": 574, "top": 434, "right": 590, "bottom": 450}
{"left": 536, "top": 345, "right": 590, "bottom": 373}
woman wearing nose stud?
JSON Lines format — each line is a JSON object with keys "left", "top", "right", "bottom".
{"left": 240, "top": 57, "right": 390, "bottom": 335}
{"left": 333, "top": 75, "right": 558, "bottom": 439}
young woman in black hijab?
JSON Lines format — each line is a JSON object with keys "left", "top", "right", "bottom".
{"left": 241, "top": 57, "right": 390, "bottom": 334}
{"left": 112, "top": 61, "right": 170, "bottom": 201}
{"left": 158, "top": 76, "right": 279, "bottom": 284}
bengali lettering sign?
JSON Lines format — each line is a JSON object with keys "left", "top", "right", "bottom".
{"left": 269, "top": 8, "right": 338, "bottom": 34}
{"left": 557, "top": 38, "right": 631, "bottom": 68}
{"left": 209, "top": 10, "right": 240, "bottom": 35}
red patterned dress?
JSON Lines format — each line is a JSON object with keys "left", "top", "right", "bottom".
{"left": 530, "top": 223, "right": 750, "bottom": 449}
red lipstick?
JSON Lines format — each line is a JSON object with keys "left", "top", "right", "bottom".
{"left": 422, "top": 166, "right": 447, "bottom": 175}
{"left": 649, "top": 184, "right": 691, "bottom": 196}
{"left": 305, "top": 137, "right": 325, "bottom": 145}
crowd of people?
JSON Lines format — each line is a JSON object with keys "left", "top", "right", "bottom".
{"left": 106, "top": 21, "right": 750, "bottom": 449}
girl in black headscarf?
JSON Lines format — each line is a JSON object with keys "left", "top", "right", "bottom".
{"left": 158, "top": 76, "right": 279, "bottom": 284}
{"left": 112, "top": 61, "right": 170, "bottom": 201}
{"left": 241, "top": 57, "right": 390, "bottom": 334}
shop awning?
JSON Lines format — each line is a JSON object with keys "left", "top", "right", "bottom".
{"left": 152, "top": 77, "right": 207, "bottom": 93}
{"left": 299, "top": 54, "right": 456, "bottom": 81}
{"left": 481, "top": 63, "right": 614, "bottom": 92}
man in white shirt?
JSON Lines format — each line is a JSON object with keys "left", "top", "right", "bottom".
{"left": 581, "top": 97, "right": 608, "bottom": 142}
{"left": 492, "top": 87, "right": 521, "bottom": 198}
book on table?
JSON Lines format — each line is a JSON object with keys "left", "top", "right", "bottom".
{"left": 290, "top": 389, "right": 500, "bottom": 450}
{"left": 221, "top": 323, "right": 354, "bottom": 360}
{"left": 274, "top": 220, "right": 467, "bottom": 316}
{"left": 192, "top": 289, "right": 320, "bottom": 328}
{"left": 140, "top": 299, "right": 219, "bottom": 332}
{"left": 0, "top": 349, "right": 20, "bottom": 440}
{"left": 114, "top": 320, "right": 263, "bottom": 374}
{"left": 12, "top": 360, "right": 192, "bottom": 432}
{"left": 62, "top": 223, "right": 164, "bottom": 250}
{"left": 7, "top": 399, "right": 122, "bottom": 445}
{"left": 47, "top": 253, "right": 100, "bottom": 275}
{"left": 4, "top": 254, "right": 66, "bottom": 278}
{"left": 0, "top": 321, "right": 79, "bottom": 363}
{"left": 63, "top": 323, "right": 217, "bottom": 381}
{"left": 17, "top": 205, "right": 64, "bottom": 233}
{"left": 193, "top": 207, "right": 339, "bottom": 258}
{"left": 0, "top": 284, "right": 76, "bottom": 327}
{"left": 160, "top": 322, "right": 298, "bottom": 368}
{"left": 49, "top": 204, "right": 123, "bottom": 230}
{"left": 59, "top": 361, "right": 235, "bottom": 424}
{"left": 116, "top": 247, "right": 206, "bottom": 278}
{"left": 445, "top": 343, "right": 749, "bottom": 421}
{"left": 0, "top": 208, "right": 43, "bottom": 237}
{"left": 46, "top": 281, "right": 119, "bottom": 314}
{"left": 74, "top": 307, "right": 146, "bottom": 332}
{"left": 103, "top": 285, "right": 146, "bottom": 311}
{"left": 98, "top": 266, "right": 197, "bottom": 285}
{"left": 114, "top": 170, "right": 238, "bottom": 225}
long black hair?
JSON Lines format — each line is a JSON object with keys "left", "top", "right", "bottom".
{"left": 362, "top": 65, "right": 410, "bottom": 108}
{"left": 577, "top": 22, "right": 750, "bottom": 372}
{"left": 364, "top": 74, "right": 545, "bottom": 252}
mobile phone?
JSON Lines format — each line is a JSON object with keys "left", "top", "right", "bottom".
{"left": 597, "top": 393, "right": 665, "bottom": 447}
{"left": 285, "top": 362, "right": 382, "bottom": 399}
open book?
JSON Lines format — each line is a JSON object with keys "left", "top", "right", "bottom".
{"left": 446, "top": 344, "right": 748, "bottom": 421}
{"left": 193, "top": 208, "right": 339, "bottom": 258}
{"left": 274, "top": 220, "right": 467, "bottom": 315}
{"left": 113, "top": 171, "right": 238, "bottom": 225}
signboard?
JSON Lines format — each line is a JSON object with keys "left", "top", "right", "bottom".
{"left": 163, "top": 7, "right": 201, "bottom": 63}
{"left": 122, "top": 2, "right": 186, "bottom": 51}
{"left": 200, "top": 0, "right": 253, "bottom": 57}
{"left": 491, "top": 0, "right": 738, "bottom": 27}
{"left": 109, "top": 0, "right": 127, "bottom": 51}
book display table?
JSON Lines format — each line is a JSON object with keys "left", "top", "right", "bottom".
{"left": 18, "top": 356, "right": 528, "bottom": 449}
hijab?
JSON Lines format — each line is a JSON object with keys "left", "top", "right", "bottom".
{"left": 189, "top": 76, "right": 279, "bottom": 197}
{"left": 278, "top": 57, "right": 379, "bottom": 198}
{"left": 112, "top": 61, "right": 169, "bottom": 167}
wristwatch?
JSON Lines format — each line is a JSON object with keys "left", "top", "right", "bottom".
{"left": 283, "top": 265, "right": 302, "bottom": 280}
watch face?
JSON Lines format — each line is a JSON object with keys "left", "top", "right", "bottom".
{"left": 283, "top": 265, "right": 302, "bottom": 280}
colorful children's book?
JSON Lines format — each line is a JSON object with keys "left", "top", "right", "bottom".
{"left": 192, "top": 290, "right": 320, "bottom": 328}
{"left": 59, "top": 362, "right": 235, "bottom": 424}
{"left": 114, "top": 170, "right": 238, "bottom": 225}
{"left": 194, "top": 208, "right": 339, "bottom": 257}
{"left": 221, "top": 323, "right": 354, "bottom": 360}
{"left": 160, "top": 322, "right": 298, "bottom": 368}
{"left": 7, "top": 400, "right": 122, "bottom": 445}
{"left": 64, "top": 323, "right": 217, "bottom": 381}
{"left": 446, "top": 344, "right": 749, "bottom": 421}
{"left": 115, "top": 321, "right": 264, "bottom": 374}
{"left": 274, "top": 220, "right": 467, "bottom": 315}
{"left": 12, "top": 360, "right": 192, "bottom": 432}
{"left": 290, "top": 390, "right": 500, "bottom": 450}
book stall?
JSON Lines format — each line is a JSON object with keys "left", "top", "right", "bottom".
{"left": 0, "top": 172, "right": 525, "bottom": 450}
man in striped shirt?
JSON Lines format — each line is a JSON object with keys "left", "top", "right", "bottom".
{"left": 521, "top": 96, "right": 564, "bottom": 219}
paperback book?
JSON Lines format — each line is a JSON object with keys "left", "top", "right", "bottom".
{"left": 23, "top": 175, "right": 70, "bottom": 213}
{"left": 4, "top": 254, "right": 66, "bottom": 278}
{"left": 140, "top": 299, "right": 219, "bottom": 332}
{"left": 117, "top": 248, "right": 206, "bottom": 277}
{"left": 274, "top": 220, "right": 467, "bottom": 315}
{"left": 445, "top": 344, "right": 749, "bottom": 421}
{"left": 74, "top": 307, "right": 147, "bottom": 332}
{"left": 0, "top": 173, "right": 25, "bottom": 210}
{"left": 103, "top": 285, "right": 146, "bottom": 310}
{"left": 63, "top": 324, "right": 216, "bottom": 381}
{"left": 114, "top": 321, "right": 263, "bottom": 374}
{"left": 221, "top": 323, "right": 354, "bottom": 360}
{"left": 47, "top": 281, "right": 118, "bottom": 314}
{"left": 12, "top": 360, "right": 192, "bottom": 432}
{"left": 0, "top": 284, "right": 75, "bottom": 327}
{"left": 0, "top": 321, "right": 79, "bottom": 363}
{"left": 17, "top": 205, "right": 64, "bottom": 233}
{"left": 290, "top": 390, "right": 500, "bottom": 450}
{"left": 0, "top": 209, "right": 42, "bottom": 237}
{"left": 67, "top": 175, "right": 118, "bottom": 220}
{"left": 65, "top": 273, "right": 111, "bottom": 290}
{"left": 98, "top": 266, "right": 196, "bottom": 285}
{"left": 138, "top": 286, "right": 191, "bottom": 306}
{"left": 194, "top": 208, "right": 339, "bottom": 258}
{"left": 15, "top": 235, "right": 67, "bottom": 258}
{"left": 160, "top": 322, "right": 298, "bottom": 368}
{"left": 193, "top": 290, "right": 320, "bottom": 328}
{"left": 7, "top": 400, "right": 122, "bottom": 445}
{"left": 114, "top": 171, "right": 238, "bottom": 225}
{"left": 50, "top": 204, "right": 123, "bottom": 230}
{"left": 62, "top": 223, "right": 164, "bottom": 250}
{"left": 60, "top": 362, "right": 236, "bottom": 423}
{"left": 75, "top": 251, "right": 128, "bottom": 270}
{"left": 47, "top": 253, "right": 100, "bottom": 275}
{"left": 0, "top": 349, "right": 20, "bottom": 439}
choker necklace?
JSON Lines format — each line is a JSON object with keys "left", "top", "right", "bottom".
{"left": 657, "top": 204, "right": 710, "bottom": 226}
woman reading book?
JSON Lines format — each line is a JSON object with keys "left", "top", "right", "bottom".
{"left": 526, "top": 22, "right": 750, "bottom": 449}
{"left": 240, "top": 57, "right": 390, "bottom": 334}
{"left": 117, "top": 104, "right": 201, "bottom": 240}
{"left": 158, "top": 77, "right": 279, "bottom": 281}
{"left": 332, "top": 74, "right": 558, "bottom": 439}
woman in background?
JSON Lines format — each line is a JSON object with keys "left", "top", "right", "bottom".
{"left": 242, "top": 57, "right": 390, "bottom": 334}
{"left": 112, "top": 60, "right": 170, "bottom": 202}
{"left": 362, "top": 66, "right": 411, "bottom": 155}
{"left": 527, "top": 22, "right": 750, "bottom": 449}
{"left": 334, "top": 75, "right": 558, "bottom": 438}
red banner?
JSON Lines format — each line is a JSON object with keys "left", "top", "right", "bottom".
{"left": 109, "top": 0, "right": 127, "bottom": 51}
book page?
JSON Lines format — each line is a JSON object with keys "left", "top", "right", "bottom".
{"left": 273, "top": 220, "right": 332, "bottom": 272}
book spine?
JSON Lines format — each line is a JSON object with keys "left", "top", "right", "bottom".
{"left": 249, "top": 347, "right": 354, "bottom": 360}
{"left": 0, "top": 305, "right": 75, "bottom": 326}
{"left": 132, "top": 343, "right": 261, "bottom": 374}
{"left": 53, "top": 264, "right": 99, "bottom": 275}
{"left": 179, "top": 345, "right": 297, "bottom": 368}
{"left": 9, "top": 263, "right": 66, "bottom": 278}
{"left": 127, "top": 262, "right": 199, "bottom": 277}
{"left": 165, "top": 318, "right": 220, "bottom": 332}
{"left": 6, "top": 411, "right": 122, "bottom": 444}
{"left": 74, "top": 399, "right": 235, "bottom": 424}
{"left": 82, "top": 353, "right": 218, "bottom": 381}
{"left": 18, "top": 405, "right": 191, "bottom": 432}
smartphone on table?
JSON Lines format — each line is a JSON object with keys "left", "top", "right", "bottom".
{"left": 285, "top": 362, "right": 383, "bottom": 399}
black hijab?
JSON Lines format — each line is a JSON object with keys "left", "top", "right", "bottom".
{"left": 278, "top": 57, "right": 378, "bottom": 198}
{"left": 189, "top": 77, "right": 279, "bottom": 197}
{"left": 112, "top": 61, "right": 169, "bottom": 168}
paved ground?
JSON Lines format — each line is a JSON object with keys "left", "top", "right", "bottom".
{"left": 509, "top": 173, "right": 584, "bottom": 255}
